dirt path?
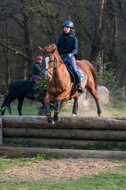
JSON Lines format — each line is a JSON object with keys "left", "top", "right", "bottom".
{"left": 2, "top": 158, "right": 121, "bottom": 182}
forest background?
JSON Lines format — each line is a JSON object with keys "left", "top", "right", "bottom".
{"left": 0, "top": 0, "right": 126, "bottom": 99}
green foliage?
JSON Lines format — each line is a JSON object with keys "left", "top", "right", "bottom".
{"left": 97, "top": 67, "right": 125, "bottom": 103}
{"left": 3, "top": 138, "right": 37, "bottom": 148}
{"left": 86, "top": 142, "right": 126, "bottom": 151}
{"left": 0, "top": 94, "right": 5, "bottom": 98}
{"left": 34, "top": 74, "right": 47, "bottom": 105}
{"left": 35, "top": 153, "right": 58, "bottom": 160}
{"left": 0, "top": 106, "right": 6, "bottom": 113}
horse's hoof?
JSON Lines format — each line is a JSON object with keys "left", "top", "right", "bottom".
{"left": 53, "top": 115, "right": 60, "bottom": 122}
{"left": 98, "top": 112, "right": 102, "bottom": 117}
{"left": 72, "top": 114, "right": 76, "bottom": 117}
{"left": 48, "top": 117, "right": 55, "bottom": 124}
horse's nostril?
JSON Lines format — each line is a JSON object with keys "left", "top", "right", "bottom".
{"left": 47, "top": 75, "right": 52, "bottom": 81}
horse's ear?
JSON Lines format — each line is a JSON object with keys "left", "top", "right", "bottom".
{"left": 39, "top": 46, "right": 44, "bottom": 53}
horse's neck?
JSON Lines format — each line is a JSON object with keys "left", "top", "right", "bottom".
{"left": 54, "top": 52, "right": 72, "bottom": 85}
{"left": 53, "top": 58, "right": 70, "bottom": 87}
{"left": 55, "top": 60, "right": 67, "bottom": 78}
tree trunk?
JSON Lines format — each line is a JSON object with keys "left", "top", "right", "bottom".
{"left": 90, "top": 0, "right": 105, "bottom": 64}
{"left": 23, "top": 13, "right": 33, "bottom": 80}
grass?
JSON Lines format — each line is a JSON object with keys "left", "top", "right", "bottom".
{"left": 2, "top": 101, "right": 126, "bottom": 117}
{"left": 61, "top": 105, "right": 126, "bottom": 117}
{"left": 0, "top": 157, "right": 126, "bottom": 189}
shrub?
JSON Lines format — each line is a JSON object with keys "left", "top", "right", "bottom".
{"left": 97, "top": 69, "right": 125, "bottom": 103}
{"left": 0, "top": 106, "right": 6, "bottom": 113}
{"left": 34, "top": 74, "right": 47, "bottom": 105}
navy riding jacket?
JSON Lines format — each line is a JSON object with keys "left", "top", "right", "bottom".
{"left": 57, "top": 31, "right": 78, "bottom": 56}
{"left": 32, "top": 62, "right": 43, "bottom": 77}
{"left": 57, "top": 31, "right": 78, "bottom": 72}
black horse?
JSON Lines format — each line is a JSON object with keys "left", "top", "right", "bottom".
{"left": 1, "top": 79, "right": 38, "bottom": 116}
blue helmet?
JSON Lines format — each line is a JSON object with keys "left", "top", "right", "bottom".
{"left": 62, "top": 20, "right": 74, "bottom": 29}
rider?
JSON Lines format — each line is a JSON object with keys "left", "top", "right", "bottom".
{"left": 57, "top": 20, "right": 83, "bottom": 93}
{"left": 31, "top": 55, "right": 45, "bottom": 97}
{"left": 31, "top": 55, "right": 43, "bottom": 82}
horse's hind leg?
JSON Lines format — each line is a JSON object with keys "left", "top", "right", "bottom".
{"left": 1, "top": 95, "right": 11, "bottom": 115}
{"left": 17, "top": 97, "right": 24, "bottom": 116}
{"left": 72, "top": 97, "right": 78, "bottom": 116}
{"left": 86, "top": 86, "right": 102, "bottom": 116}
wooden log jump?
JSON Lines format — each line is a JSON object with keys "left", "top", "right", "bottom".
{"left": 2, "top": 116, "right": 126, "bottom": 129}
{"left": 0, "top": 146, "right": 126, "bottom": 160}
{"left": 1, "top": 116, "right": 126, "bottom": 149}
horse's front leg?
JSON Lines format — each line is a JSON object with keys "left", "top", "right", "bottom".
{"left": 44, "top": 94, "right": 55, "bottom": 124}
{"left": 53, "top": 90, "right": 70, "bottom": 122}
{"left": 53, "top": 102, "right": 61, "bottom": 122}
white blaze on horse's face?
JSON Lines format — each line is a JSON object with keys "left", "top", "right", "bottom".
{"left": 45, "top": 56, "right": 49, "bottom": 80}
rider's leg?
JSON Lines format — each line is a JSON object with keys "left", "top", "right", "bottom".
{"left": 66, "top": 56, "right": 83, "bottom": 93}
{"left": 74, "top": 71, "right": 83, "bottom": 93}
{"left": 62, "top": 55, "right": 83, "bottom": 93}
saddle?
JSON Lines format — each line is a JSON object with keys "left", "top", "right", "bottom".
{"left": 64, "top": 62, "right": 85, "bottom": 83}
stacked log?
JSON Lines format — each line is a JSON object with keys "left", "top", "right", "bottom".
{"left": 1, "top": 116, "right": 126, "bottom": 148}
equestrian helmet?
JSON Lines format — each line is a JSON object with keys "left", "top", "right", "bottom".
{"left": 62, "top": 20, "right": 74, "bottom": 29}
{"left": 36, "top": 55, "right": 43, "bottom": 60}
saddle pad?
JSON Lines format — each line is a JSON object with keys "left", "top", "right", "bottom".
{"left": 65, "top": 62, "right": 85, "bottom": 83}
{"left": 76, "top": 66, "right": 85, "bottom": 82}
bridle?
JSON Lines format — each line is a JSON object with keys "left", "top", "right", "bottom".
{"left": 44, "top": 54, "right": 64, "bottom": 79}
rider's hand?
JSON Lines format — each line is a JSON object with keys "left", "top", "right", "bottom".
{"left": 67, "top": 53, "right": 73, "bottom": 58}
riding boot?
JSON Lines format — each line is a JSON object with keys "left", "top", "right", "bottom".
{"left": 74, "top": 71, "right": 83, "bottom": 93}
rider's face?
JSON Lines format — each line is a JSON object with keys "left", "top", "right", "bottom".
{"left": 38, "top": 59, "right": 43, "bottom": 64}
{"left": 64, "top": 26, "right": 71, "bottom": 33}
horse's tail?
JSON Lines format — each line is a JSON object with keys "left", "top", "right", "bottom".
{"left": 2, "top": 94, "right": 9, "bottom": 107}
{"left": 1, "top": 94, "right": 12, "bottom": 115}
{"left": 88, "top": 61, "right": 98, "bottom": 89}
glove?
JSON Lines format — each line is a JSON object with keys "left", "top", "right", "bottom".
{"left": 67, "top": 53, "right": 73, "bottom": 58}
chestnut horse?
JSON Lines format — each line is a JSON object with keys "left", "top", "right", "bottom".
{"left": 39, "top": 44, "right": 102, "bottom": 124}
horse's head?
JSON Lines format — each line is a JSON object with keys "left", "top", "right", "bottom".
{"left": 39, "top": 44, "right": 57, "bottom": 81}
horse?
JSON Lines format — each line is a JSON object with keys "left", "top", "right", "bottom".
{"left": 39, "top": 44, "right": 102, "bottom": 124}
{"left": 1, "top": 79, "right": 36, "bottom": 116}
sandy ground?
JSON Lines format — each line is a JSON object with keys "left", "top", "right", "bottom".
{"left": 1, "top": 158, "right": 121, "bottom": 182}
